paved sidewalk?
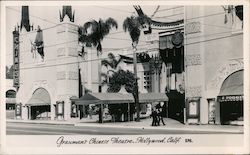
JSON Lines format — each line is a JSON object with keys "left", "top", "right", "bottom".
{"left": 7, "top": 116, "right": 244, "bottom": 133}
{"left": 7, "top": 119, "right": 75, "bottom": 125}
{"left": 75, "top": 116, "right": 244, "bottom": 133}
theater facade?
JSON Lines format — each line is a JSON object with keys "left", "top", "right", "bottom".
{"left": 12, "top": 6, "right": 244, "bottom": 125}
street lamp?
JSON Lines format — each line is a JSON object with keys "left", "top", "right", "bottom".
{"left": 150, "top": 54, "right": 163, "bottom": 93}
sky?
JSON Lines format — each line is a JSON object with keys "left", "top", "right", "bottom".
{"left": 5, "top": 5, "right": 182, "bottom": 66}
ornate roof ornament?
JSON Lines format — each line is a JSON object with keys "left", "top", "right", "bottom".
{"left": 133, "top": 5, "right": 184, "bottom": 33}
{"left": 20, "top": 6, "right": 33, "bottom": 32}
{"left": 59, "top": 6, "right": 75, "bottom": 22}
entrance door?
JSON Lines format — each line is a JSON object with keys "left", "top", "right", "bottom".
{"left": 220, "top": 101, "right": 243, "bottom": 125}
{"left": 168, "top": 98, "right": 184, "bottom": 123}
{"left": 31, "top": 105, "right": 51, "bottom": 120}
{"left": 166, "top": 90, "right": 185, "bottom": 123}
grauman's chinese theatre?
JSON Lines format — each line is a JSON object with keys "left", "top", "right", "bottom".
{"left": 14, "top": 6, "right": 80, "bottom": 120}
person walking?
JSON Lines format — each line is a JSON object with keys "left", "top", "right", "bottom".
{"left": 157, "top": 108, "right": 166, "bottom": 126}
{"left": 151, "top": 108, "right": 158, "bottom": 126}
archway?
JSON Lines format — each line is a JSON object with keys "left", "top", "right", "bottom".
{"left": 6, "top": 89, "right": 16, "bottom": 110}
{"left": 26, "top": 88, "right": 51, "bottom": 120}
{"left": 6, "top": 89, "right": 16, "bottom": 119}
{"left": 218, "top": 70, "right": 243, "bottom": 125}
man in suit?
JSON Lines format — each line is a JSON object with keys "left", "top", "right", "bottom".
{"left": 157, "top": 108, "right": 166, "bottom": 126}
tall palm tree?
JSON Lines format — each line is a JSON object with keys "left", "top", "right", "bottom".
{"left": 78, "top": 18, "right": 118, "bottom": 123}
{"left": 123, "top": 15, "right": 142, "bottom": 122}
{"left": 78, "top": 17, "right": 118, "bottom": 92}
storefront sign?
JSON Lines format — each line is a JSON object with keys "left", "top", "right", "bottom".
{"left": 218, "top": 95, "right": 243, "bottom": 102}
{"left": 13, "top": 30, "right": 20, "bottom": 88}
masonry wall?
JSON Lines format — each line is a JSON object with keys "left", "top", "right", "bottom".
{"left": 185, "top": 6, "right": 243, "bottom": 124}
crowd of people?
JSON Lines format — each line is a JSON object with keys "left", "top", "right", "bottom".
{"left": 150, "top": 107, "right": 166, "bottom": 126}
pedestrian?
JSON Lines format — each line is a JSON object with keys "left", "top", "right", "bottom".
{"left": 150, "top": 108, "right": 158, "bottom": 126}
{"left": 157, "top": 108, "right": 166, "bottom": 126}
{"left": 88, "top": 106, "right": 93, "bottom": 119}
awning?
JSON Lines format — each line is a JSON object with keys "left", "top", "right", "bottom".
{"left": 75, "top": 92, "right": 168, "bottom": 105}
{"left": 218, "top": 70, "right": 243, "bottom": 102}
{"left": 26, "top": 88, "right": 51, "bottom": 106}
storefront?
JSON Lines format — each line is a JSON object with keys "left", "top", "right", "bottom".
{"left": 6, "top": 89, "right": 16, "bottom": 110}
{"left": 217, "top": 70, "right": 243, "bottom": 125}
{"left": 26, "top": 88, "right": 51, "bottom": 120}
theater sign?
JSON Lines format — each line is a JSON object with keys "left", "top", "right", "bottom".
{"left": 13, "top": 30, "right": 20, "bottom": 88}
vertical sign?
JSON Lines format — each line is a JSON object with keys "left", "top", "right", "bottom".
{"left": 13, "top": 30, "right": 20, "bottom": 88}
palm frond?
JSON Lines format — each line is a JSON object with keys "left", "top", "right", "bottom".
{"left": 101, "top": 59, "right": 112, "bottom": 67}
{"left": 80, "top": 17, "right": 118, "bottom": 54}
{"left": 83, "top": 20, "right": 98, "bottom": 34}
{"left": 123, "top": 16, "right": 141, "bottom": 43}
{"left": 105, "top": 17, "right": 118, "bottom": 29}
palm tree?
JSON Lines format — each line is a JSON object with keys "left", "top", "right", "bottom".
{"left": 101, "top": 53, "right": 122, "bottom": 85}
{"left": 78, "top": 17, "right": 118, "bottom": 92}
{"left": 123, "top": 15, "right": 142, "bottom": 122}
{"left": 79, "top": 18, "right": 118, "bottom": 123}
{"left": 107, "top": 69, "right": 136, "bottom": 122}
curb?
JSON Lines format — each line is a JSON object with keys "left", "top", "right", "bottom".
{"left": 74, "top": 123, "right": 243, "bottom": 133}
{"left": 7, "top": 120, "right": 75, "bottom": 126}
{"left": 7, "top": 120, "right": 243, "bottom": 134}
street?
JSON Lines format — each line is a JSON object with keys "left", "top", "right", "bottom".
{"left": 6, "top": 122, "right": 241, "bottom": 135}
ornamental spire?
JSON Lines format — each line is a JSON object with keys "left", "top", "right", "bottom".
{"left": 59, "top": 6, "right": 75, "bottom": 22}
{"left": 20, "top": 6, "right": 33, "bottom": 32}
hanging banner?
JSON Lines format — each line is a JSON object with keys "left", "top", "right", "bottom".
{"left": 13, "top": 30, "right": 20, "bottom": 88}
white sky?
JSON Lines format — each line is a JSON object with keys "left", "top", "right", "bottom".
{"left": 5, "top": 5, "right": 182, "bottom": 66}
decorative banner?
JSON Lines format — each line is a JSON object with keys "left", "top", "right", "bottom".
{"left": 13, "top": 30, "right": 20, "bottom": 88}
